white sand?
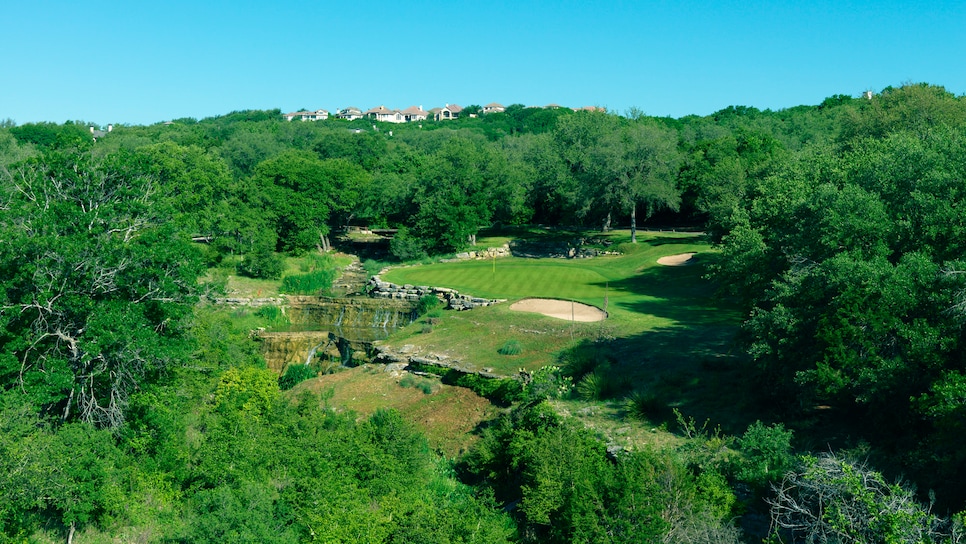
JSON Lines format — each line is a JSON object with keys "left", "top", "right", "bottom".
{"left": 657, "top": 253, "right": 696, "bottom": 266}
{"left": 509, "top": 298, "right": 607, "bottom": 322}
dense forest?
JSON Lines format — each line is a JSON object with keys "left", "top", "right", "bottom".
{"left": 3, "top": 84, "right": 966, "bottom": 542}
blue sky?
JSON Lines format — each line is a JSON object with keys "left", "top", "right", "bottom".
{"left": 3, "top": 0, "right": 964, "bottom": 126}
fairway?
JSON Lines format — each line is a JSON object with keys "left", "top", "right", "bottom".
{"left": 380, "top": 232, "right": 714, "bottom": 322}
{"left": 386, "top": 258, "right": 612, "bottom": 302}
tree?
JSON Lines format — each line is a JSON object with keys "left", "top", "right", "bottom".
{"left": 555, "top": 112, "right": 681, "bottom": 238}
{"left": 250, "top": 150, "right": 334, "bottom": 252}
{"left": 128, "top": 141, "right": 235, "bottom": 236}
{"left": 593, "top": 121, "right": 681, "bottom": 242}
{"left": 768, "top": 454, "right": 962, "bottom": 543}
{"left": 0, "top": 148, "right": 203, "bottom": 427}
{"left": 411, "top": 138, "right": 499, "bottom": 253}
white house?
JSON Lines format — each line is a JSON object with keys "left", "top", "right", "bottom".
{"left": 284, "top": 109, "right": 329, "bottom": 121}
{"left": 365, "top": 105, "right": 405, "bottom": 123}
{"left": 400, "top": 105, "right": 429, "bottom": 122}
{"left": 431, "top": 103, "right": 462, "bottom": 121}
{"left": 337, "top": 106, "right": 364, "bottom": 120}
{"left": 483, "top": 102, "right": 505, "bottom": 114}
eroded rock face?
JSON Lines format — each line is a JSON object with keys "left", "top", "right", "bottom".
{"left": 371, "top": 345, "right": 505, "bottom": 381}
{"left": 254, "top": 296, "right": 419, "bottom": 373}
{"left": 286, "top": 296, "right": 419, "bottom": 328}
{"left": 255, "top": 331, "right": 332, "bottom": 374}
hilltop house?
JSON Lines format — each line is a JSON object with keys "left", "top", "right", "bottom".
{"left": 430, "top": 104, "right": 462, "bottom": 121}
{"left": 283, "top": 109, "right": 329, "bottom": 121}
{"left": 365, "top": 105, "right": 403, "bottom": 123}
{"left": 483, "top": 102, "right": 505, "bottom": 114}
{"left": 337, "top": 106, "right": 364, "bottom": 121}
{"left": 400, "top": 105, "right": 429, "bottom": 122}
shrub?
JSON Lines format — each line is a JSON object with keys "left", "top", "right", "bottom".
{"left": 768, "top": 454, "right": 962, "bottom": 543}
{"left": 523, "top": 365, "right": 573, "bottom": 402}
{"left": 280, "top": 269, "right": 336, "bottom": 295}
{"left": 416, "top": 294, "right": 442, "bottom": 317}
{"left": 398, "top": 374, "right": 434, "bottom": 395}
{"left": 454, "top": 374, "right": 524, "bottom": 406}
{"left": 736, "top": 421, "right": 794, "bottom": 487}
{"left": 362, "top": 259, "right": 389, "bottom": 279}
{"left": 626, "top": 390, "right": 672, "bottom": 423}
{"left": 254, "top": 305, "right": 289, "bottom": 328}
{"left": 279, "top": 364, "right": 317, "bottom": 390}
{"left": 576, "top": 372, "right": 607, "bottom": 401}
{"left": 299, "top": 252, "right": 333, "bottom": 273}
{"left": 498, "top": 339, "right": 523, "bottom": 356}
{"left": 390, "top": 226, "right": 428, "bottom": 262}
{"left": 237, "top": 250, "right": 284, "bottom": 279}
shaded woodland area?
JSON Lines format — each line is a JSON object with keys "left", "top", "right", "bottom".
{"left": 3, "top": 84, "right": 966, "bottom": 542}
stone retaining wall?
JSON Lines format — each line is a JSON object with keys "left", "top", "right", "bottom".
{"left": 367, "top": 276, "right": 506, "bottom": 311}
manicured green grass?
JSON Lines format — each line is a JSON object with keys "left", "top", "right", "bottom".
{"left": 383, "top": 231, "right": 715, "bottom": 323}
{"left": 380, "top": 230, "right": 755, "bottom": 433}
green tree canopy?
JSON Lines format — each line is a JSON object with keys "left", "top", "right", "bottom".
{"left": 0, "top": 148, "right": 203, "bottom": 427}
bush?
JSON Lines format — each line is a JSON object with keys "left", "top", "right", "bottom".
{"left": 736, "top": 421, "right": 794, "bottom": 487}
{"left": 298, "top": 252, "right": 333, "bottom": 273}
{"left": 280, "top": 269, "right": 336, "bottom": 295}
{"left": 398, "top": 374, "right": 435, "bottom": 395}
{"left": 626, "top": 390, "right": 672, "bottom": 423}
{"left": 454, "top": 374, "right": 524, "bottom": 406}
{"left": 768, "top": 454, "right": 962, "bottom": 543}
{"left": 279, "top": 364, "right": 317, "bottom": 390}
{"left": 254, "top": 305, "right": 290, "bottom": 328}
{"left": 237, "top": 250, "right": 284, "bottom": 279}
{"left": 498, "top": 339, "right": 523, "bottom": 356}
{"left": 416, "top": 294, "right": 442, "bottom": 317}
{"left": 523, "top": 365, "right": 573, "bottom": 402}
{"left": 362, "top": 259, "right": 389, "bottom": 279}
{"left": 390, "top": 226, "right": 428, "bottom": 262}
{"left": 576, "top": 372, "right": 607, "bottom": 400}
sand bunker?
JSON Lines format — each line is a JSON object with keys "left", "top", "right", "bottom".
{"left": 509, "top": 298, "right": 607, "bottom": 322}
{"left": 657, "top": 252, "right": 697, "bottom": 266}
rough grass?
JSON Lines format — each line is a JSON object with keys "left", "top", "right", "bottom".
{"left": 205, "top": 252, "right": 355, "bottom": 298}
{"left": 293, "top": 366, "right": 499, "bottom": 456}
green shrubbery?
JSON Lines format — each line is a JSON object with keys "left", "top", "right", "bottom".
{"left": 279, "top": 254, "right": 338, "bottom": 295}
{"left": 280, "top": 269, "right": 335, "bottom": 295}
{"left": 254, "top": 305, "right": 290, "bottom": 328}
{"left": 399, "top": 374, "right": 435, "bottom": 394}
{"left": 416, "top": 294, "right": 442, "bottom": 316}
{"left": 404, "top": 361, "right": 524, "bottom": 406}
{"left": 497, "top": 339, "right": 522, "bottom": 356}
{"left": 237, "top": 250, "right": 285, "bottom": 279}
{"left": 460, "top": 402, "right": 742, "bottom": 543}
{"left": 452, "top": 374, "right": 524, "bottom": 406}
{"left": 390, "top": 226, "right": 428, "bottom": 261}
{"left": 278, "top": 364, "right": 317, "bottom": 390}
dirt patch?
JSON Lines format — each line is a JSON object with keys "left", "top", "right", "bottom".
{"left": 509, "top": 298, "right": 607, "bottom": 322}
{"left": 657, "top": 253, "right": 696, "bottom": 266}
